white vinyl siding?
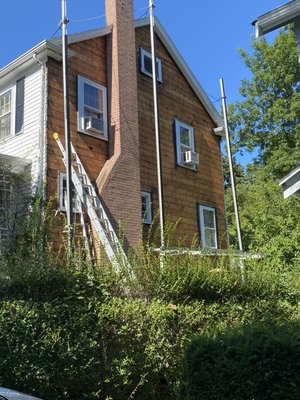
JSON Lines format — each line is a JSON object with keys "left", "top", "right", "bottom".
{"left": 140, "top": 48, "right": 163, "bottom": 82}
{"left": 0, "top": 67, "right": 43, "bottom": 192}
{"left": 174, "top": 119, "right": 195, "bottom": 170}
{"left": 199, "top": 205, "right": 218, "bottom": 249}
{"left": 141, "top": 191, "right": 152, "bottom": 224}
{"left": 77, "top": 75, "right": 108, "bottom": 140}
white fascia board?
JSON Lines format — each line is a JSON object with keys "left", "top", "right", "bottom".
{"left": 254, "top": 0, "right": 300, "bottom": 38}
{"left": 282, "top": 180, "right": 300, "bottom": 198}
{"left": 0, "top": 41, "right": 75, "bottom": 85}
{"left": 279, "top": 164, "right": 300, "bottom": 185}
{"left": 135, "top": 18, "right": 224, "bottom": 132}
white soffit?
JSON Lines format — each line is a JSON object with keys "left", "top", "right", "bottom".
{"left": 253, "top": 0, "right": 300, "bottom": 37}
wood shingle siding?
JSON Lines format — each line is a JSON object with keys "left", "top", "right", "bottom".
{"left": 136, "top": 26, "right": 227, "bottom": 248}
{"left": 46, "top": 37, "right": 108, "bottom": 247}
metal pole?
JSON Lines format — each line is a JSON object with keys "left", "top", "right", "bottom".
{"left": 220, "top": 78, "right": 243, "bottom": 252}
{"left": 61, "top": 0, "right": 73, "bottom": 251}
{"left": 149, "top": 0, "right": 165, "bottom": 264}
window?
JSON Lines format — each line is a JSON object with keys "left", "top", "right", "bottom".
{"left": 59, "top": 173, "right": 80, "bottom": 212}
{"left": 141, "top": 191, "right": 152, "bottom": 224}
{"left": 0, "top": 90, "right": 12, "bottom": 139}
{"left": 0, "top": 77, "right": 25, "bottom": 140}
{"left": 140, "top": 48, "right": 163, "bottom": 82}
{"left": 77, "top": 76, "right": 108, "bottom": 140}
{"left": 174, "top": 119, "right": 196, "bottom": 169}
{"left": 198, "top": 205, "right": 218, "bottom": 249}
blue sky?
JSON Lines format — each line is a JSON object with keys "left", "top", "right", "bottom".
{"left": 1, "top": 0, "right": 285, "bottom": 162}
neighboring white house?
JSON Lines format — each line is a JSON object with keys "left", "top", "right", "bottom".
{"left": 0, "top": 42, "right": 64, "bottom": 245}
{"left": 253, "top": 0, "right": 300, "bottom": 200}
{"left": 279, "top": 165, "right": 300, "bottom": 198}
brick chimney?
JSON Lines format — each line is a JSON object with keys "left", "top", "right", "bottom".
{"left": 96, "top": 0, "right": 142, "bottom": 248}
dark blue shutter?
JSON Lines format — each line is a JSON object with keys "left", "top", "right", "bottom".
{"left": 15, "top": 77, "right": 24, "bottom": 135}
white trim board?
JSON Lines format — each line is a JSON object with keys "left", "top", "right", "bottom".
{"left": 253, "top": 0, "right": 300, "bottom": 37}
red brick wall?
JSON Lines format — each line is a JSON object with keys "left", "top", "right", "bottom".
{"left": 96, "top": 0, "right": 142, "bottom": 249}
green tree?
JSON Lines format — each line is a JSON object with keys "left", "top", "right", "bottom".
{"left": 225, "top": 27, "right": 300, "bottom": 267}
{"left": 229, "top": 27, "right": 300, "bottom": 178}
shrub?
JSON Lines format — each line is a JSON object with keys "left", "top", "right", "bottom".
{"left": 180, "top": 322, "right": 300, "bottom": 400}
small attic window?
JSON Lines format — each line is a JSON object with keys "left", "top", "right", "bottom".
{"left": 140, "top": 48, "right": 163, "bottom": 82}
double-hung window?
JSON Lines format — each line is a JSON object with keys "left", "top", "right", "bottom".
{"left": 59, "top": 173, "right": 80, "bottom": 212}
{"left": 198, "top": 205, "right": 218, "bottom": 249}
{"left": 174, "top": 119, "right": 196, "bottom": 170}
{"left": 0, "top": 78, "right": 24, "bottom": 140}
{"left": 141, "top": 191, "right": 152, "bottom": 224}
{"left": 0, "top": 90, "right": 12, "bottom": 140}
{"left": 140, "top": 48, "right": 163, "bottom": 82}
{"left": 77, "top": 75, "right": 108, "bottom": 140}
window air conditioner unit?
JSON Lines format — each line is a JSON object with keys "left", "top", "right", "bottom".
{"left": 184, "top": 150, "right": 199, "bottom": 165}
{"left": 85, "top": 116, "right": 104, "bottom": 134}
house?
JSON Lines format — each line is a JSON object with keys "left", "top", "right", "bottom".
{"left": 279, "top": 165, "right": 300, "bottom": 198}
{"left": 0, "top": 0, "right": 227, "bottom": 260}
{"left": 253, "top": 0, "right": 300, "bottom": 201}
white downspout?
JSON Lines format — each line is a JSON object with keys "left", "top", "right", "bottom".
{"left": 33, "top": 53, "right": 47, "bottom": 201}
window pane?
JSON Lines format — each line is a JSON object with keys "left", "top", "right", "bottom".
{"left": 0, "top": 91, "right": 11, "bottom": 116}
{"left": 141, "top": 192, "right": 151, "bottom": 223}
{"left": 0, "top": 114, "right": 11, "bottom": 139}
{"left": 144, "top": 55, "right": 152, "bottom": 74}
{"left": 204, "top": 228, "right": 216, "bottom": 248}
{"left": 84, "top": 83, "right": 102, "bottom": 112}
{"left": 180, "top": 126, "right": 191, "bottom": 147}
{"left": 203, "top": 209, "right": 215, "bottom": 228}
{"left": 0, "top": 91, "right": 11, "bottom": 139}
{"left": 61, "top": 175, "right": 79, "bottom": 211}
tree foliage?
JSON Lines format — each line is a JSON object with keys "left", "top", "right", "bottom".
{"left": 226, "top": 27, "right": 300, "bottom": 265}
{"left": 229, "top": 27, "right": 300, "bottom": 178}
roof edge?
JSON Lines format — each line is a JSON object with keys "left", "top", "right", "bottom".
{"left": 254, "top": 0, "right": 300, "bottom": 37}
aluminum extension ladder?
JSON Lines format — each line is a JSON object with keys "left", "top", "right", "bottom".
{"left": 53, "top": 133, "right": 128, "bottom": 270}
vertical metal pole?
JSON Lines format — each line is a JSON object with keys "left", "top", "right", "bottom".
{"left": 220, "top": 78, "right": 243, "bottom": 252}
{"left": 61, "top": 0, "right": 73, "bottom": 252}
{"left": 149, "top": 0, "right": 165, "bottom": 265}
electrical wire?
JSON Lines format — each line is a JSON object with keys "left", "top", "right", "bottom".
{"left": 51, "top": 26, "right": 61, "bottom": 38}
{"left": 135, "top": 6, "right": 149, "bottom": 20}
{"left": 70, "top": 14, "right": 105, "bottom": 24}
{"left": 206, "top": 92, "right": 221, "bottom": 103}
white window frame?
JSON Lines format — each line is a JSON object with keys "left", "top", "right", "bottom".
{"left": 174, "top": 119, "right": 196, "bottom": 170}
{"left": 140, "top": 48, "right": 163, "bottom": 82}
{"left": 141, "top": 190, "right": 152, "bottom": 224}
{"left": 198, "top": 205, "right": 218, "bottom": 249}
{"left": 0, "top": 86, "right": 16, "bottom": 141}
{"left": 77, "top": 75, "right": 108, "bottom": 140}
{"left": 59, "top": 173, "right": 80, "bottom": 212}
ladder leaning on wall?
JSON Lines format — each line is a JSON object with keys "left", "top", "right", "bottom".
{"left": 53, "top": 133, "right": 128, "bottom": 270}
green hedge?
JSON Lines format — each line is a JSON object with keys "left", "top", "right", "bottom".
{"left": 180, "top": 322, "right": 300, "bottom": 400}
{"left": 0, "top": 257, "right": 298, "bottom": 399}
